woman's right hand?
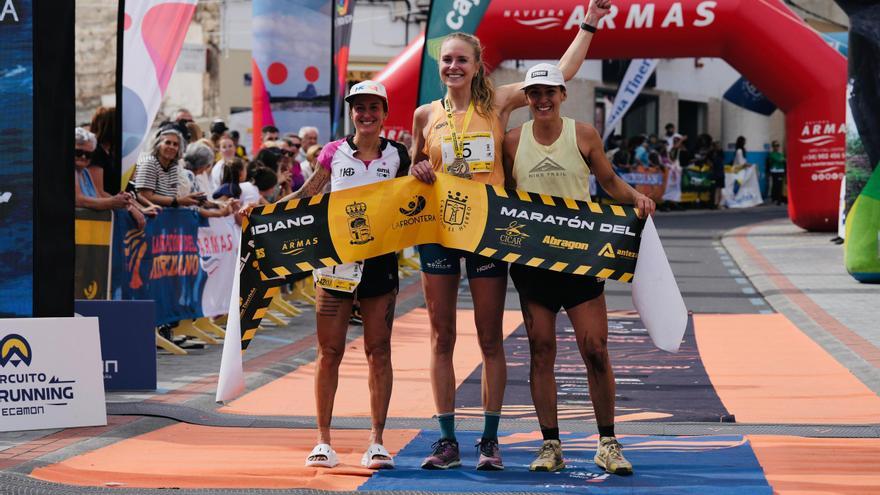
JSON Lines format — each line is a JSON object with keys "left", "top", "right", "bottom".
{"left": 236, "top": 203, "right": 252, "bottom": 218}
{"left": 110, "top": 192, "right": 130, "bottom": 209}
{"left": 411, "top": 160, "right": 436, "bottom": 184}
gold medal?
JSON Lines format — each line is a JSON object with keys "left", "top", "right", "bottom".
{"left": 448, "top": 157, "right": 472, "bottom": 178}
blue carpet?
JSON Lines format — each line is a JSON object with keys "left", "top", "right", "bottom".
{"left": 359, "top": 431, "right": 771, "bottom": 494}
{"left": 456, "top": 315, "right": 733, "bottom": 422}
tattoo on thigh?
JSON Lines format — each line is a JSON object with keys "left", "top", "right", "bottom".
{"left": 318, "top": 296, "right": 342, "bottom": 317}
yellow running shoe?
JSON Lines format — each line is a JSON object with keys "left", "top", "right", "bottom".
{"left": 529, "top": 439, "right": 565, "bottom": 472}
{"left": 594, "top": 436, "right": 633, "bottom": 475}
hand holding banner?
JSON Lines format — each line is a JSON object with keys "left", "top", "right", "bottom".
{"left": 217, "top": 175, "right": 687, "bottom": 401}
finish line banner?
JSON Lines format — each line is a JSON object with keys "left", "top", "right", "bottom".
{"left": 248, "top": 175, "right": 644, "bottom": 284}
{"left": 217, "top": 175, "right": 687, "bottom": 401}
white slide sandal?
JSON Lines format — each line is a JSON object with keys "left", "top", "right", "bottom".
{"left": 361, "top": 443, "right": 395, "bottom": 469}
{"left": 305, "top": 443, "right": 339, "bottom": 468}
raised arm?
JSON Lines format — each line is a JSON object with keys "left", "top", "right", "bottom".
{"left": 577, "top": 122, "right": 655, "bottom": 218}
{"left": 279, "top": 166, "right": 331, "bottom": 202}
{"left": 557, "top": 0, "right": 610, "bottom": 80}
{"left": 495, "top": 0, "right": 611, "bottom": 115}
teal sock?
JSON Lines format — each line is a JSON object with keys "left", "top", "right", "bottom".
{"left": 438, "top": 413, "right": 456, "bottom": 441}
{"left": 482, "top": 411, "right": 501, "bottom": 441}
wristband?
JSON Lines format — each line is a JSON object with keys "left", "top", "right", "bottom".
{"left": 580, "top": 22, "right": 597, "bottom": 33}
{"left": 171, "top": 197, "right": 179, "bottom": 208}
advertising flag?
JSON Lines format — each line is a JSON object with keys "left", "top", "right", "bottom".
{"left": 418, "top": 0, "right": 493, "bottom": 106}
{"left": 252, "top": 0, "right": 331, "bottom": 151}
{"left": 120, "top": 0, "right": 197, "bottom": 182}
{"left": 603, "top": 59, "right": 659, "bottom": 141}
{"left": 332, "top": 0, "right": 356, "bottom": 138}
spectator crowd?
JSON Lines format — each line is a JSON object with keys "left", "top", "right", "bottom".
{"left": 75, "top": 108, "right": 334, "bottom": 346}
{"left": 75, "top": 107, "right": 329, "bottom": 232}
{"left": 603, "top": 123, "right": 786, "bottom": 209}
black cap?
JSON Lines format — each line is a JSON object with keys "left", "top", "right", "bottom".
{"left": 210, "top": 119, "right": 229, "bottom": 135}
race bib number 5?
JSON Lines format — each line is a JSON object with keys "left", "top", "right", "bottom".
{"left": 442, "top": 132, "right": 494, "bottom": 174}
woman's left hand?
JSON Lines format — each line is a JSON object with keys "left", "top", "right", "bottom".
{"left": 411, "top": 160, "right": 436, "bottom": 184}
{"left": 128, "top": 205, "right": 147, "bottom": 230}
{"left": 588, "top": 0, "right": 612, "bottom": 21}
{"left": 634, "top": 193, "right": 656, "bottom": 219}
{"left": 141, "top": 204, "right": 161, "bottom": 216}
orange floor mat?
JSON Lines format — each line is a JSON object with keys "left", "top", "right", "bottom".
{"left": 695, "top": 314, "right": 880, "bottom": 424}
{"left": 748, "top": 435, "right": 880, "bottom": 494}
{"left": 221, "top": 308, "right": 523, "bottom": 418}
{"left": 30, "top": 424, "right": 419, "bottom": 490}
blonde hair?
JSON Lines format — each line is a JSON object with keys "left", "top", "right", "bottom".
{"left": 441, "top": 32, "right": 495, "bottom": 117}
{"left": 306, "top": 144, "right": 323, "bottom": 162}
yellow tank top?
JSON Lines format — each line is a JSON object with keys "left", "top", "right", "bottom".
{"left": 513, "top": 118, "right": 591, "bottom": 202}
{"left": 423, "top": 99, "right": 505, "bottom": 186}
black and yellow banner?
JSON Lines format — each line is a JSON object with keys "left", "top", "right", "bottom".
{"left": 235, "top": 174, "right": 645, "bottom": 351}
{"left": 74, "top": 208, "right": 112, "bottom": 301}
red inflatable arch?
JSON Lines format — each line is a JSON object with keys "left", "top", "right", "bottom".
{"left": 377, "top": 0, "right": 845, "bottom": 231}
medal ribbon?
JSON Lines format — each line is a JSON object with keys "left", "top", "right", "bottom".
{"left": 442, "top": 98, "right": 475, "bottom": 171}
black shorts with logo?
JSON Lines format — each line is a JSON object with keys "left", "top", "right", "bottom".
{"left": 417, "top": 243, "right": 508, "bottom": 279}
{"left": 510, "top": 263, "right": 605, "bottom": 313}
{"left": 322, "top": 253, "right": 399, "bottom": 299}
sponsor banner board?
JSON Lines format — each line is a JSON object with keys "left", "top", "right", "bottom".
{"left": 75, "top": 300, "right": 157, "bottom": 391}
{"left": 0, "top": 317, "right": 107, "bottom": 431}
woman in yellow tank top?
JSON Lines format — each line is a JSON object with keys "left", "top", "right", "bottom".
{"left": 500, "top": 64, "right": 654, "bottom": 475}
{"left": 408, "top": 0, "right": 612, "bottom": 471}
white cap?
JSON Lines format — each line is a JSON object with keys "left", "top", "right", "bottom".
{"left": 345, "top": 80, "right": 388, "bottom": 108}
{"left": 522, "top": 63, "right": 566, "bottom": 90}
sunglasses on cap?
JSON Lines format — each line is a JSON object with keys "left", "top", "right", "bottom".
{"left": 75, "top": 149, "right": 93, "bottom": 159}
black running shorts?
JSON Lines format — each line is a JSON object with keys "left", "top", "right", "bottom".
{"left": 509, "top": 263, "right": 605, "bottom": 313}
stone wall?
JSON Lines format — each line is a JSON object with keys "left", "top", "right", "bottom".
{"left": 74, "top": 1, "right": 222, "bottom": 124}
{"left": 74, "top": 0, "right": 118, "bottom": 124}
